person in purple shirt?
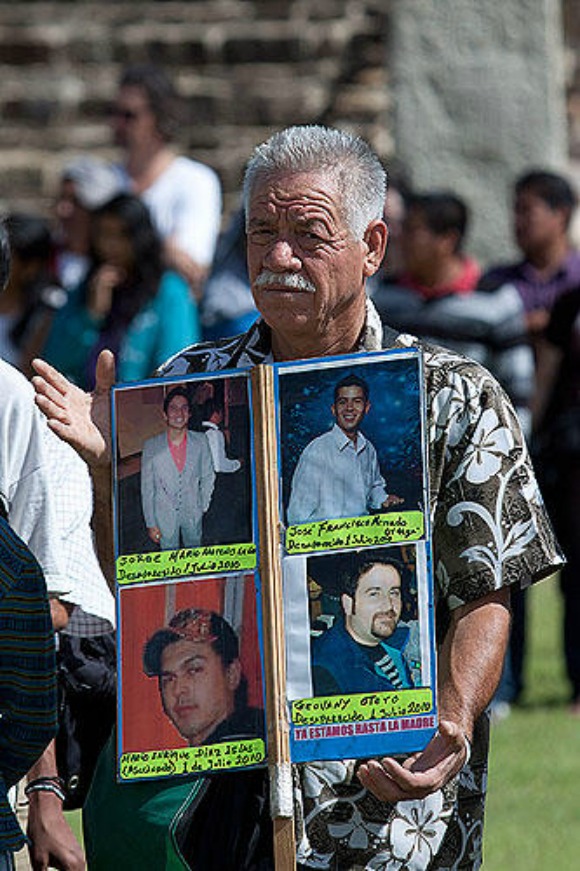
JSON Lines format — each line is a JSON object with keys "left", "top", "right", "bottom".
{"left": 481, "top": 169, "right": 579, "bottom": 716}
{"left": 481, "top": 169, "right": 580, "bottom": 345}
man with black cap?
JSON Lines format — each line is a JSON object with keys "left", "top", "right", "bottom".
{"left": 143, "top": 608, "right": 264, "bottom": 746}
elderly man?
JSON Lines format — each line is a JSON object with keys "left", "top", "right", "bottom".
{"left": 33, "top": 126, "right": 562, "bottom": 870}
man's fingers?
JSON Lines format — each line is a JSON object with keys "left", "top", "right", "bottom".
{"left": 34, "top": 392, "right": 71, "bottom": 425}
{"left": 358, "top": 757, "right": 444, "bottom": 801}
{"left": 358, "top": 759, "right": 433, "bottom": 802}
{"left": 32, "top": 358, "right": 72, "bottom": 394}
{"left": 95, "top": 349, "right": 116, "bottom": 392}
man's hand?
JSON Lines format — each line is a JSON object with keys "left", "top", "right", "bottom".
{"left": 31, "top": 350, "right": 116, "bottom": 468}
{"left": 49, "top": 598, "right": 73, "bottom": 631}
{"left": 27, "top": 790, "right": 86, "bottom": 871}
{"left": 356, "top": 719, "right": 469, "bottom": 802}
{"left": 147, "top": 525, "right": 162, "bottom": 544}
{"left": 382, "top": 494, "right": 404, "bottom": 509}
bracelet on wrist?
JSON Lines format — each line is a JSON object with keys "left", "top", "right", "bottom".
{"left": 25, "top": 776, "right": 67, "bottom": 802}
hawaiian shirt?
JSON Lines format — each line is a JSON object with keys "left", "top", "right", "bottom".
{"left": 160, "top": 299, "right": 563, "bottom": 870}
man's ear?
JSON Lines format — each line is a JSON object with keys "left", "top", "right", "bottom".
{"left": 227, "top": 659, "right": 242, "bottom": 691}
{"left": 362, "top": 219, "right": 388, "bottom": 278}
{"left": 341, "top": 593, "right": 354, "bottom": 617}
{"left": 441, "top": 228, "right": 460, "bottom": 257}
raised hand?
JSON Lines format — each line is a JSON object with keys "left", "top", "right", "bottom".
{"left": 31, "top": 350, "right": 116, "bottom": 468}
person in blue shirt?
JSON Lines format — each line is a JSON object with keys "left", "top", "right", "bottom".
{"left": 42, "top": 193, "right": 199, "bottom": 389}
{"left": 312, "top": 556, "right": 419, "bottom": 696}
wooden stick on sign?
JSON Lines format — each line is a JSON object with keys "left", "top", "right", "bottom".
{"left": 251, "top": 364, "right": 296, "bottom": 871}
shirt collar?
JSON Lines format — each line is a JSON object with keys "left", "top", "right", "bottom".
{"left": 331, "top": 422, "right": 368, "bottom": 453}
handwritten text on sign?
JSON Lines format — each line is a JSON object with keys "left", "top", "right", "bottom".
{"left": 285, "top": 511, "right": 425, "bottom": 554}
{"left": 120, "top": 738, "right": 266, "bottom": 780}
{"left": 116, "top": 543, "right": 256, "bottom": 585}
{"left": 291, "top": 688, "right": 433, "bottom": 726}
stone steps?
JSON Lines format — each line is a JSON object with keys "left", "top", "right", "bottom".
{"left": 0, "top": 0, "right": 390, "bottom": 218}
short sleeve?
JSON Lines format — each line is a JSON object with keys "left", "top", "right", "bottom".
{"left": 423, "top": 344, "right": 564, "bottom": 610}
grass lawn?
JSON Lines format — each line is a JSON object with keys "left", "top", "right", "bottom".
{"left": 484, "top": 576, "right": 580, "bottom": 869}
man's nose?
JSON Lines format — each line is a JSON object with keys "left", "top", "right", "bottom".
{"left": 173, "top": 675, "right": 188, "bottom": 699}
{"left": 263, "top": 239, "right": 302, "bottom": 272}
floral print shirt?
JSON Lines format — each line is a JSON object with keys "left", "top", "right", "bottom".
{"left": 160, "top": 300, "right": 563, "bottom": 870}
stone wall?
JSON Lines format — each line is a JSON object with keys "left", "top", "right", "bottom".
{"left": 391, "top": 0, "right": 568, "bottom": 265}
{"left": 1, "top": 0, "right": 579, "bottom": 261}
{"left": 0, "top": 0, "right": 391, "bottom": 218}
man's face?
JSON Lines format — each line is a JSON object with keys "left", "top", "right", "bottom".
{"left": 514, "top": 189, "right": 567, "bottom": 257}
{"left": 111, "top": 85, "right": 158, "bottom": 151}
{"left": 342, "top": 563, "right": 402, "bottom": 646}
{"left": 400, "top": 207, "right": 446, "bottom": 280}
{"left": 164, "top": 395, "right": 191, "bottom": 431}
{"left": 159, "top": 638, "right": 240, "bottom": 745}
{"left": 246, "top": 171, "right": 376, "bottom": 353}
{"left": 331, "top": 385, "right": 369, "bottom": 438}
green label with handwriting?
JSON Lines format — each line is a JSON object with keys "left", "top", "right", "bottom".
{"left": 291, "top": 688, "right": 433, "bottom": 725}
{"left": 286, "top": 512, "right": 425, "bottom": 554}
{"left": 120, "top": 738, "right": 266, "bottom": 779}
{"left": 116, "top": 543, "right": 256, "bottom": 585}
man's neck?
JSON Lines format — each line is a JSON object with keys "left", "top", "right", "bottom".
{"left": 125, "top": 142, "right": 175, "bottom": 193}
{"left": 411, "top": 254, "right": 464, "bottom": 289}
{"left": 0, "top": 281, "right": 23, "bottom": 314}
{"left": 167, "top": 427, "right": 187, "bottom": 445}
{"left": 270, "top": 311, "right": 366, "bottom": 362}
{"left": 525, "top": 237, "right": 570, "bottom": 277}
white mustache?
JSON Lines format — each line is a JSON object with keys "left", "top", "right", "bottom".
{"left": 254, "top": 271, "right": 316, "bottom": 293}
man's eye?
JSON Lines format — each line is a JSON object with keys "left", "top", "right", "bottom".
{"left": 249, "top": 228, "right": 274, "bottom": 240}
{"left": 299, "top": 230, "right": 324, "bottom": 244}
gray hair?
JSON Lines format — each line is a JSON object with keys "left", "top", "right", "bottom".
{"left": 243, "top": 125, "right": 387, "bottom": 239}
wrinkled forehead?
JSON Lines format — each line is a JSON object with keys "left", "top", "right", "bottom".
{"left": 248, "top": 169, "right": 346, "bottom": 220}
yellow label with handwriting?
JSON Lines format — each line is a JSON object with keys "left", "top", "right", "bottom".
{"left": 291, "top": 688, "right": 433, "bottom": 725}
{"left": 286, "top": 511, "right": 425, "bottom": 554}
{"left": 116, "top": 543, "right": 256, "bottom": 585}
{"left": 119, "top": 738, "right": 266, "bottom": 779}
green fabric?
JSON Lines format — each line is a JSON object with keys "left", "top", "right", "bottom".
{"left": 83, "top": 735, "right": 206, "bottom": 870}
